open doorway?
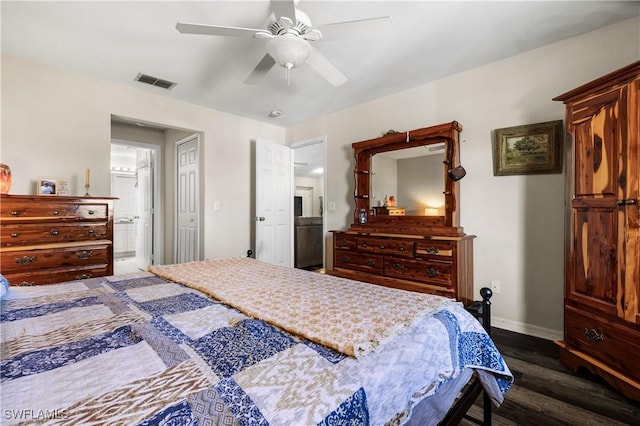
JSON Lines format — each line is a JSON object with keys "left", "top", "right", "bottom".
{"left": 291, "top": 136, "right": 326, "bottom": 272}
{"left": 110, "top": 143, "right": 158, "bottom": 274}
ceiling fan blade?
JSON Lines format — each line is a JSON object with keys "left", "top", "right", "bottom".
{"left": 306, "top": 47, "right": 347, "bottom": 87}
{"left": 176, "top": 22, "right": 263, "bottom": 37}
{"left": 244, "top": 54, "right": 276, "bottom": 85}
{"left": 270, "top": 0, "right": 297, "bottom": 21}
{"left": 317, "top": 16, "right": 394, "bottom": 40}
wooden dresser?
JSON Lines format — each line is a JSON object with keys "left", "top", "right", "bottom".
{"left": 330, "top": 121, "right": 476, "bottom": 305}
{"left": 0, "top": 194, "right": 116, "bottom": 285}
{"left": 554, "top": 61, "right": 640, "bottom": 400}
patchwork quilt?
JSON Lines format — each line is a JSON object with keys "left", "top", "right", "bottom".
{"left": 0, "top": 264, "right": 512, "bottom": 426}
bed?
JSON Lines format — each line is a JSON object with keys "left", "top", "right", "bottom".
{"left": 0, "top": 257, "right": 512, "bottom": 425}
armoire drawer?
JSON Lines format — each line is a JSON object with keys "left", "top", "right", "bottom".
{"left": 1, "top": 243, "right": 111, "bottom": 274}
{"left": 334, "top": 249, "right": 383, "bottom": 274}
{"left": 384, "top": 257, "right": 452, "bottom": 287}
{"left": 4, "top": 265, "right": 110, "bottom": 286}
{"left": 565, "top": 306, "right": 640, "bottom": 383}
{"left": 1, "top": 223, "right": 108, "bottom": 246}
{"left": 1, "top": 202, "right": 108, "bottom": 221}
{"left": 356, "top": 237, "right": 415, "bottom": 258}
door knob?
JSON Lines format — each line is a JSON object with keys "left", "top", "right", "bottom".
{"left": 256, "top": 216, "right": 266, "bottom": 221}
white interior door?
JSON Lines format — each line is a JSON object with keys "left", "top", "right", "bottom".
{"left": 255, "top": 138, "right": 293, "bottom": 266}
{"left": 176, "top": 136, "right": 199, "bottom": 263}
{"left": 135, "top": 148, "right": 153, "bottom": 270}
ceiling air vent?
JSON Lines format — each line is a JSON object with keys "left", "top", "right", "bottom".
{"left": 134, "top": 73, "right": 177, "bottom": 90}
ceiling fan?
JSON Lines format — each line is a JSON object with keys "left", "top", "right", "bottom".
{"left": 176, "top": 0, "right": 393, "bottom": 86}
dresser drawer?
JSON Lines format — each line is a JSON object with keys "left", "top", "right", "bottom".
{"left": 565, "top": 305, "right": 640, "bottom": 383}
{"left": 1, "top": 223, "right": 108, "bottom": 246}
{"left": 5, "top": 266, "right": 110, "bottom": 286}
{"left": 384, "top": 258, "right": 452, "bottom": 287}
{"left": 356, "top": 237, "right": 415, "bottom": 258}
{"left": 334, "top": 233, "right": 358, "bottom": 251}
{"left": 1, "top": 243, "right": 111, "bottom": 274}
{"left": 334, "top": 249, "right": 383, "bottom": 274}
{"left": 415, "top": 240, "right": 453, "bottom": 260}
{"left": 1, "top": 202, "right": 108, "bottom": 220}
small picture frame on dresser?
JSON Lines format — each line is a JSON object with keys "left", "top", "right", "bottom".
{"left": 56, "top": 179, "right": 70, "bottom": 196}
{"left": 37, "top": 177, "right": 57, "bottom": 196}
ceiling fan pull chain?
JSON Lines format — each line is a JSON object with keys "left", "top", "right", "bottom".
{"left": 286, "top": 63, "right": 293, "bottom": 86}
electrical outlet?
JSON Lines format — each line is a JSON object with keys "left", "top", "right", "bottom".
{"left": 490, "top": 280, "right": 501, "bottom": 294}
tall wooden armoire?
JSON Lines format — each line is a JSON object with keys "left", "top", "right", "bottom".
{"left": 553, "top": 61, "right": 639, "bottom": 401}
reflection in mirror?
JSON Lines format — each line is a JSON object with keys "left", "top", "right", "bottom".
{"left": 371, "top": 142, "right": 445, "bottom": 216}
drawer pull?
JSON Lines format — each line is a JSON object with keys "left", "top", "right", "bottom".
{"left": 392, "top": 263, "right": 405, "bottom": 272}
{"left": 399, "top": 247, "right": 405, "bottom": 251}
{"left": 361, "top": 242, "right": 368, "bottom": 248}
{"left": 10, "top": 210, "right": 19, "bottom": 216}
{"left": 366, "top": 260, "right": 376, "bottom": 267}
{"left": 52, "top": 210, "right": 60, "bottom": 215}
{"left": 51, "top": 228, "right": 59, "bottom": 236}
{"left": 584, "top": 328, "right": 605, "bottom": 343}
{"left": 16, "top": 281, "right": 35, "bottom": 287}
{"left": 76, "top": 250, "right": 94, "bottom": 260}
{"left": 341, "top": 255, "right": 351, "bottom": 263}
{"left": 76, "top": 273, "right": 93, "bottom": 280}
{"left": 88, "top": 229, "right": 95, "bottom": 235}
{"left": 379, "top": 245, "right": 385, "bottom": 249}
{"left": 339, "top": 238, "right": 349, "bottom": 247}
{"left": 426, "top": 247, "right": 438, "bottom": 255}
{"left": 15, "top": 255, "right": 36, "bottom": 266}
{"left": 11, "top": 233, "right": 18, "bottom": 238}
{"left": 88, "top": 210, "right": 95, "bottom": 215}
{"left": 425, "top": 267, "right": 439, "bottom": 277}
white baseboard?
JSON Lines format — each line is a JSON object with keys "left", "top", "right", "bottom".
{"left": 491, "top": 316, "right": 563, "bottom": 342}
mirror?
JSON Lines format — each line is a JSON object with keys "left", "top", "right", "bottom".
{"left": 370, "top": 143, "right": 445, "bottom": 216}
{"left": 351, "top": 121, "right": 464, "bottom": 232}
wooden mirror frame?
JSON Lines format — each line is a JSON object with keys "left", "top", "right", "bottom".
{"left": 351, "top": 121, "right": 465, "bottom": 236}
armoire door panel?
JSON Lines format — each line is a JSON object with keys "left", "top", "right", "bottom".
{"left": 571, "top": 207, "right": 618, "bottom": 315}
{"left": 572, "top": 89, "right": 625, "bottom": 199}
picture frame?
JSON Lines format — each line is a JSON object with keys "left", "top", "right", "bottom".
{"left": 37, "top": 177, "right": 57, "bottom": 196}
{"left": 56, "top": 179, "right": 70, "bottom": 196}
{"left": 492, "top": 120, "right": 563, "bottom": 176}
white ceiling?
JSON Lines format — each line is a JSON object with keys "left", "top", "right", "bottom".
{"left": 2, "top": 1, "right": 639, "bottom": 127}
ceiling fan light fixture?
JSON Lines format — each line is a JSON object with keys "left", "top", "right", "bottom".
{"left": 267, "top": 34, "right": 311, "bottom": 69}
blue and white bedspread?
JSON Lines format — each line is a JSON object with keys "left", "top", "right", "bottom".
{"left": 0, "top": 271, "right": 512, "bottom": 426}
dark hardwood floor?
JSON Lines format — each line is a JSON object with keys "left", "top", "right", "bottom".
{"left": 461, "top": 328, "right": 640, "bottom": 425}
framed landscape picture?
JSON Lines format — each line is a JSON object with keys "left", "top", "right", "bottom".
{"left": 492, "top": 120, "right": 563, "bottom": 176}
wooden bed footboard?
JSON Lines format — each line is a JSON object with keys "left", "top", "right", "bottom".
{"left": 439, "top": 287, "right": 494, "bottom": 425}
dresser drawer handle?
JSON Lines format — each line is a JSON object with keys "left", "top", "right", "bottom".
{"left": 399, "top": 247, "right": 405, "bottom": 251}
{"left": 10, "top": 210, "right": 19, "bottom": 216}
{"left": 15, "top": 255, "right": 36, "bottom": 266}
{"left": 51, "top": 228, "right": 59, "bottom": 236}
{"left": 391, "top": 263, "right": 405, "bottom": 272}
{"left": 366, "top": 260, "right": 376, "bottom": 267}
{"left": 339, "top": 238, "right": 349, "bottom": 246}
{"left": 11, "top": 233, "right": 18, "bottom": 238}
{"left": 341, "top": 255, "right": 351, "bottom": 263}
{"left": 88, "top": 229, "right": 95, "bottom": 235}
{"left": 426, "top": 247, "right": 438, "bottom": 255}
{"left": 76, "top": 273, "right": 93, "bottom": 280}
{"left": 379, "top": 245, "right": 385, "bottom": 249}
{"left": 76, "top": 250, "right": 94, "bottom": 260}
{"left": 584, "top": 328, "right": 605, "bottom": 343}
{"left": 425, "top": 267, "right": 439, "bottom": 277}
{"left": 361, "top": 242, "right": 368, "bottom": 248}
{"left": 88, "top": 210, "right": 95, "bottom": 215}
{"left": 52, "top": 210, "right": 60, "bottom": 215}
{"left": 17, "top": 281, "right": 35, "bottom": 287}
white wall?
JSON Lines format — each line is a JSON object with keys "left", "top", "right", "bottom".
{"left": 287, "top": 17, "right": 640, "bottom": 340}
{"left": 1, "top": 55, "right": 286, "bottom": 261}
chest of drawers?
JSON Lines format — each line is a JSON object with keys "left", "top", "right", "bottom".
{"left": 0, "top": 194, "right": 116, "bottom": 285}
{"left": 331, "top": 231, "right": 475, "bottom": 305}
